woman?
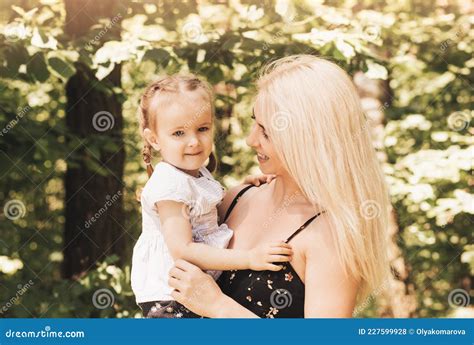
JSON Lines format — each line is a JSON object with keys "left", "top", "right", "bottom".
{"left": 168, "top": 55, "right": 391, "bottom": 318}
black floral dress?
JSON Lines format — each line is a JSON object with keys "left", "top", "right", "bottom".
{"left": 140, "top": 185, "right": 323, "bottom": 318}
{"left": 217, "top": 185, "right": 324, "bottom": 318}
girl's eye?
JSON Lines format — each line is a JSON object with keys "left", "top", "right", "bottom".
{"left": 198, "top": 127, "right": 209, "bottom": 132}
{"left": 262, "top": 131, "right": 269, "bottom": 140}
{"left": 173, "top": 130, "right": 185, "bottom": 137}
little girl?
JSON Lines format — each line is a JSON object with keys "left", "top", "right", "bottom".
{"left": 131, "top": 75, "right": 293, "bottom": 318}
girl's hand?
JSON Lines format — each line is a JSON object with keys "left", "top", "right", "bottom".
{"left": 243, "top": 174, "right": 276, "bottom": 186}
{"left": 247, "top": 242, "right": 293, "bottom": 271}
{"left": 169, "top": 259, "right": 225, "bottom": 318}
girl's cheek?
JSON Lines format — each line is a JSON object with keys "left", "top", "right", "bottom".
{"left": 203, "top": 132, "right": 213, "bottom": 142}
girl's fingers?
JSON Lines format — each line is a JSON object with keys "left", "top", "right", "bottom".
{"left": 269, "top": 247, "right": 293, "bottom": 256}
{"left": 266, "top": 175, "right": 276, "bottom": 183}
{"left": 248, "top": 177, "right": 260, "bottom": 186}
{"left": 270, "top": 254, "right": 292, "bottom": 263}
{"left": 270, "top": 242, "right": 292, "bottom": 249}
{"left": 267, "top": 264, "right": 283, "bottom": 272}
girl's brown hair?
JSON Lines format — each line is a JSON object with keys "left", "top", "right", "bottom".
{"left": 137, "top": 75, "right": 217, "bottom": 177}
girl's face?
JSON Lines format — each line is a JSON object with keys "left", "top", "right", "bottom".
{"left": 148, "top": 94, "right": 213, "bottom": 176}
{"left": 246, "top": 106, "right": 287, "bottom": 176}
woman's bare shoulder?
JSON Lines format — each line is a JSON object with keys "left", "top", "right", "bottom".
{"left": 299, "top": 212, "right": 338, "bottom": 258}
{"left": 301, "top": 213, "right": 359, "bottom": 316}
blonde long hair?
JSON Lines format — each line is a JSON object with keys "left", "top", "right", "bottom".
{"left": 255, "top": 55, "right": 391, "bottom": 300}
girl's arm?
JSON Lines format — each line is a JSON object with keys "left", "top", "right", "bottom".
{"left": 156, "top": 200, "right": 292, "bottom": 271}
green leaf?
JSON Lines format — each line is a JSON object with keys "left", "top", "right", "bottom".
{"left": 206, "top": 66, "right": 224, "bottom": 84}
{"left": 142, "top": 48, "right": 170, "bottom": 67}
{"left": 84, "top": 158, "right": 109, "bottom": 177}
{"left": 36, "top": 28, "right": 48, "bottom": 44}
{"left": 240, "top": 38, "right": 262, "bottom": 51}
{"left": 104, "top": 255, "right": 119, "bottom": 264}
{"left": 186, "top": 49, "right": 198, "bottom": 70}
{"left": 11, "top": 5, "right": 26, "bottom": 16}
{"left": 48, "top": 57, "right": 76, "bottom": 80}
{"left": 11, "top": 6, "right": 37, "bottom": 20}
{"left": 4, "top": 45, "right": 29, "bottom": 73}
{"left": 221, "top": 34, "right": 240, "bottom": 50}
{"left": 0, "top": 66, "right": 16, "bottom": 79}
{"left": 102, "top": 140, "right": 119, "bottom": 153}
{"left": 364, "top": 60, "right": 388, "bottom": 80}
{"left": 28, "top": 52, "right": 49, "bottom": 82}
{"left": 222, "top": 51, "right": 233, "bottom": 68}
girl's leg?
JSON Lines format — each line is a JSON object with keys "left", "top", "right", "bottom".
{"left": 138, "top": 300, "right": 203, "bottom": 318}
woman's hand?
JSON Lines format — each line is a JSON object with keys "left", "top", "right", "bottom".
{"left": 243, "top": 174, "right": 276, "bottom": 186}
{"left": 169, "top": 259, "right": 225, "bottom": 318}
{"left": 248, "top": 241, "right": 293, "bottom": 271}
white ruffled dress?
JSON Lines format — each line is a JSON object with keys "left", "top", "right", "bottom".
{"left": 131, "top": 162, "right": 233, "bottom": 303}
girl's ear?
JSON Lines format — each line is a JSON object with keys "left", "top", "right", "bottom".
{"left": 143, "top": 128, "right": 160, "bottom": 151}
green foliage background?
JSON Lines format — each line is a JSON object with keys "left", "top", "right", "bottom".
{"left": 0, "top": 0, "right": 472, "bottom": 318}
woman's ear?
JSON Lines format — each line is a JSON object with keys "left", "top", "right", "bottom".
{"left": 143, "top": 128, "right": 160, "bottom": 151}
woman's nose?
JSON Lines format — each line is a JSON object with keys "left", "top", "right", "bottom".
{"left": 246, "top": 124, "right": 258, "bottom": 148}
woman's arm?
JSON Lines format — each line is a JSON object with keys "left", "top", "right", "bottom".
{"left": 157, "top": 200, "right": 292, "bottom": 271}
{"left": 303, "top": 217, "right": 359, "bottom": 317}
{"left": 211, "top": 295, "right": 260, "bottom": 318}
{"left": 169, "top": 259, "right": 260, "bottom": 318}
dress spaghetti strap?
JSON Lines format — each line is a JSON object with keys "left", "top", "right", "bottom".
{"left": 223, "top": 185, "right": 255, "bottom": 222}
{"left": 218, "top": 186, "right": 325, "bottom": 318}
{"left": 223, "top": 184, "right": 324, "bottom": 243}
{"left": 284, "top": 211, "right": 325, "bottom": 243}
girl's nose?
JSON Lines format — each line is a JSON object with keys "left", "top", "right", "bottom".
{"left": 188, "top": 136, "right": 199, "bottom": 147}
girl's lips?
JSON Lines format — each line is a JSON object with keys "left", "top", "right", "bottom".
{"left": 185, "top": 151, "right": 203, "bottom": 156}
